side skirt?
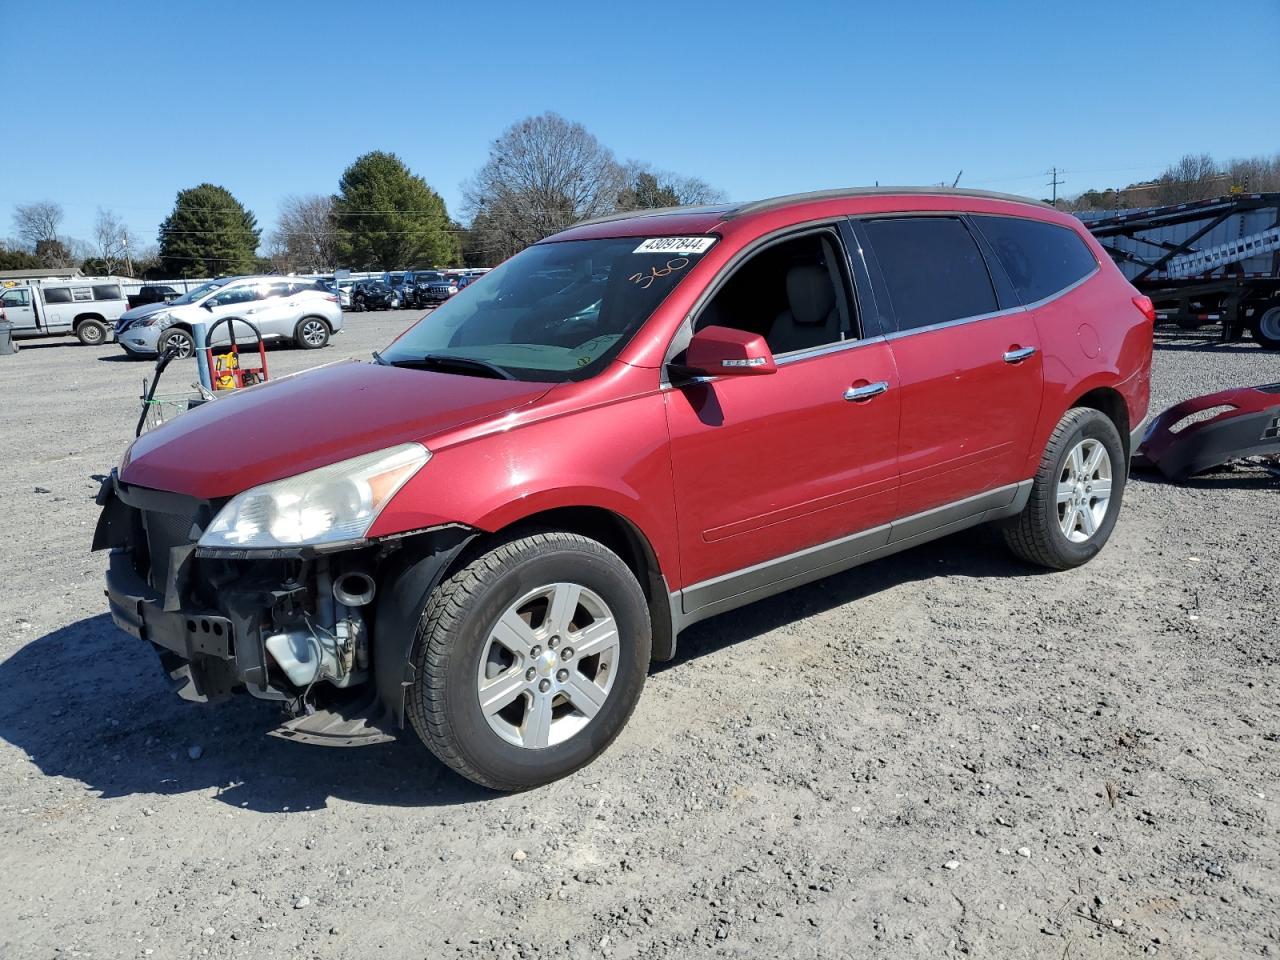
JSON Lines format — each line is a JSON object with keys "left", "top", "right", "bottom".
{"left": 671, "top": 480, "right": 1033, "bottom": 634}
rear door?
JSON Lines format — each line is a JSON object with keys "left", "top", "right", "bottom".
{"left": 858, "top": 215, "right": 1043, "bottom": 518}
{"left": 0, "top": 287, "right": 38, "bottom": 335}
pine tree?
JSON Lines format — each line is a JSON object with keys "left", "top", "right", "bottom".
{"left": 158, "top": 184, "right": 261, "bottom": 278}
{"left": 333, "top": 152, "right": 456, "bottom": 269}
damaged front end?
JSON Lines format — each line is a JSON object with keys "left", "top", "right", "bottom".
{"left": 92, "top": 472, "right": 472, "bottom": 746}
{"left": 1134, "top": 382, "right": 1280, "bottom": 482}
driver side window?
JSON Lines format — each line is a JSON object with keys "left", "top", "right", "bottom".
{"left": 210, "top": 286, "right": 258, "bottom": 307}
{"left": 694, "top": 230, "right": 856, "bottom": 357}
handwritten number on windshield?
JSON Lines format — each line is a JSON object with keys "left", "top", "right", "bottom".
{"left": 629, "top": 257, "right": 690, "bottom": 289}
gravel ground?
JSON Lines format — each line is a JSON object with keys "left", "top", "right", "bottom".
{"left": 0, "top": 314, "right": 1277, "bottom": 960}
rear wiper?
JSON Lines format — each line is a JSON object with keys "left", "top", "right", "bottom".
{"left": 410, "top": 353, "right": 515, "bottom": 380}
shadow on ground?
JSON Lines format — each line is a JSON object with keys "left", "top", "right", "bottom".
{"left": 1, "top": 525, "right": 1045, "bottom": 811}
{"left": 665, "top": 524, "right": 1046, "bottom": 669}
{"left": 0, "top": 613, "right": 492, "bottom": 812}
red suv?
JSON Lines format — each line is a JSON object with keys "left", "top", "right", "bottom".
{"left": 96, "top": 188, "right": 1153, "bottom": 790}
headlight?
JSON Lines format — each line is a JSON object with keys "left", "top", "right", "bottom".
{"left": 137, "top": 311, "right": 170, "bottom": 328}
{"left": 198, "top": 443, "right": 429, "bottom": 550}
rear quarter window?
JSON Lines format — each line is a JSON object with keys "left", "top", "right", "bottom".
{"left": 92, "top": 284, "right": 122, "bottom": 301}
{"left": 973, "top": 216, "right": 1097, "bottom": 305}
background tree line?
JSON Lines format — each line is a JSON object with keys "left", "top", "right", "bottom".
{"left": 1059, "top": 151, "right": 1280, "bottom": 211}
{"left": 7, "top": 135, "right": 1277, "bottom": 277}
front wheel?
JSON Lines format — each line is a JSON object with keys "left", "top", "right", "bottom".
{"left": 1002, "top": 407, "right": 1127, "bottom": 570}
{"left": 156, "top": 327, "right": 194, "bottom": 359}
{"left": 295, "top": 317, "right": 330, "bottom": 349}
{"left": 408, "top": 531, "right": 651, "bottom": 791}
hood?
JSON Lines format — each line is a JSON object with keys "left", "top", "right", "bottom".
{"left": 120, "top": 359, "right": 552, "bottom": 499}
{"left": 118, "top": 300, "right": 173, "bottom": 325}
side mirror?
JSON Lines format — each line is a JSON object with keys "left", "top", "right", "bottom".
{"left": 201, "top": 300, "right": 215, "bottom": 310}
{"left": 672, "top": 325, "right": 777, "bottom": 379}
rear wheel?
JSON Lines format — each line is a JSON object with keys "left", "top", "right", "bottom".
{"left": 408, "top": 531, "right": 651, "bottom": 791}
{"left": 156, "top": 327, "right": 194, "bottom": 358}
{"left": 76, "top": 319, "right": 107, "bottom": 346}
{"left": 1251, "top": 304, "right": 1280, "bottom": 349}
{"left": 295, "top": 317, "right": 330, "bottom": 349}
{"left": 1003, "top": 407, "right": 1126, "bottom": 570}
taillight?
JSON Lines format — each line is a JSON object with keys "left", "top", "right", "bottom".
{"left": 325, "top": 294, "right": 339, "bottom": 303}
{"left": 1132, "top": 295, "right": 1156, "bottom": 324}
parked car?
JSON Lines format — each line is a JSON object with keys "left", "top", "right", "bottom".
{"left": 0, "top": 278, "right": 126, "bottom": 345}
{"left": 95, "top": 187, "right": 1152, "bottom": 790}
{"left": 126, "top": 285, "right": 182, "bottom": 310}
{"left": 403, "top": 269, "right": 458, "bottom": 307}
{"left": 113, "top": 276, "right": 343, "bottom": 358}
{"left": 351, "top": 280, "right": 402, "bottom": 311}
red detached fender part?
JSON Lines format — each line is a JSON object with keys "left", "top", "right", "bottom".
{"left": 1134, "top": 383, "right": 1280, "bottom": 481}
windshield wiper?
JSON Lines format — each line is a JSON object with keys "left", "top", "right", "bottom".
{"left": 401, "top": 353, "right": 516, "bottom": 380}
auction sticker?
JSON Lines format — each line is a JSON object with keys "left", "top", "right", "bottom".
{"left": 633, "top": 237, "right": 717, "bottom": 255}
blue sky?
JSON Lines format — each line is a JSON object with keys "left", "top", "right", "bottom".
{"left": 2, "top": 0, "right": 1277, "bottom": 250}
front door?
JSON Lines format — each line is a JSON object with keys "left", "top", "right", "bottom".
{"left": 0, "top": 287, "right": 37, "bottom": 335}
{"left": 859, "top": 215, "right": 1044, "bottom": 517}
{"left": 664, "top": 228, "right": 901, "bottom": 615}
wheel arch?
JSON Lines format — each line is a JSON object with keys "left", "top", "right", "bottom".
{"left": 450, "top": 505, "right": 676, "bottom": 663}
{"left": 72, "top": 312, "right": 107, "bottom": 329}
{"left": 1070, "top": 385, "right": 1131, "bottom": 458}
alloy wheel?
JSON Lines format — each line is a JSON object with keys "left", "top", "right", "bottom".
{"left": 1057, "top": 438, "right": 1112, "bottom": 542}
{"left": 301, "top": 319, "right": 328, "bottom": 346}
{"left": 476, "top": 582, "right": 620, "bottom": 749}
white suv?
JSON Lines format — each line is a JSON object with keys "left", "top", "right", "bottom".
{"left": 114, "top": 276, "right": 344, "bottom": 358}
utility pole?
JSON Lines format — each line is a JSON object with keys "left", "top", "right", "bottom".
{"left": 1047, "top": 167, "right": 1066, "bottom": 208}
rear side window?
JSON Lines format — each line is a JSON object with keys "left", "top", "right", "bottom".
{"left": 92, "top": 284, "right": 122, "bottom": 301}
{"left": 43, "top": 287, "right": 73, "bottom": 304}
{"left": 864, "top": 217, "right": 998, "bottom": 332}
{"left": 973, "top": 216, "right": 1097, "bottom": 304}
{"left": 71, "top": 287, "right": 94, "bottom": 302}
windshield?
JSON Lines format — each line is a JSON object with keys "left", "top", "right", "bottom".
{"left": 380, "top": 236, "right": 714, "bottom": 382}
{"left": 170, "top": 278, "right": 233, "bottom": 305}
{"left": 416, "top": 273, "right": 443, "bottom": 283}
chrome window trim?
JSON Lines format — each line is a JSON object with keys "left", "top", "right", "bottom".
{"left": 1017, "top": 264, "right": 1100, "bottom": 311}
{"left": 775, "top": 333, "right": 887, "bottom": 365}
{"left": 882, "top": 305, "right": 1027, "bottom": 342}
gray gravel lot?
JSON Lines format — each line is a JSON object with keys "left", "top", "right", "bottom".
{"left": 0, "top": 313, "right": 1277, "bottom": 959}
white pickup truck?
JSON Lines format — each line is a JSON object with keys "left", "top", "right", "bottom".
{"left": 0, "top": 278, "right": 128, "bottom": 345}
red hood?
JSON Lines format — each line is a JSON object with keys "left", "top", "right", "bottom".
{"left": 120, "top": 359, "right": 551, "bottom": 499}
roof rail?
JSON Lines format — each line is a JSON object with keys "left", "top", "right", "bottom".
{"left": 721, "top": 186, "right": 1054, "bottom": 219}
{"left": 572, "top": 202, "right": 737, "bottom": 229}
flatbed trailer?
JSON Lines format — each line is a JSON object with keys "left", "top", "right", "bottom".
{"left": 1081, "top": 193, "right": 1280, "bottom": 348}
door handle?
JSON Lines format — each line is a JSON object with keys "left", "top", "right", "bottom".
{"left": 844, "top": 380, "right": 889, "bottom": 402}
{"left": 1003, "top": 346, "right": 1037, "bottom": 363}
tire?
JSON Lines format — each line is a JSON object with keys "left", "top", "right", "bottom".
{"left": 352, "top": 298, "right": 365, "bottom": 313}
{"left": 408, "top": 531, "right": 651, "bottom": 791}
{"left": 1251, "top": 304, "right": 1280, "bottom": 350}
{"left": 295, "top": 316, "right": 330, "bottom": 349}
{"left": 76, "top": 319, "right": 107, "bottom": 346}
{"left": 1002, "top": 407, "right": 1127, "bottom": 570}
{"left": 156, "top": 327, "right": 195, "bottom": 359}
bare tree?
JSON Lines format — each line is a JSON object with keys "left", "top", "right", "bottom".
{"left": 93, "top": 207, "right": 134, "bottom": 275}
{"left": 13, "top": 200, "right": 64, "bottom": 250}
{"left": 271, "top": 194, "right": 338, "bottom": 271}
{"left": 1151, "top": 153, "right": 1226, "bottom": 205}
{"left": 464, "top": 112, "right": 627, "bottom": 262}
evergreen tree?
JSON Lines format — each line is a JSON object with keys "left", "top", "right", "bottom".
{"left": 158, "top": 184, "right": 260, "bottom": 278}
{"left": 333, "top": 152, "right": 456, "bottom": 269}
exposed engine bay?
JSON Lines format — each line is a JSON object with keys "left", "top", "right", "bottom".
{"left": 92, "top": 472, "right": 471, "bottom": 746}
